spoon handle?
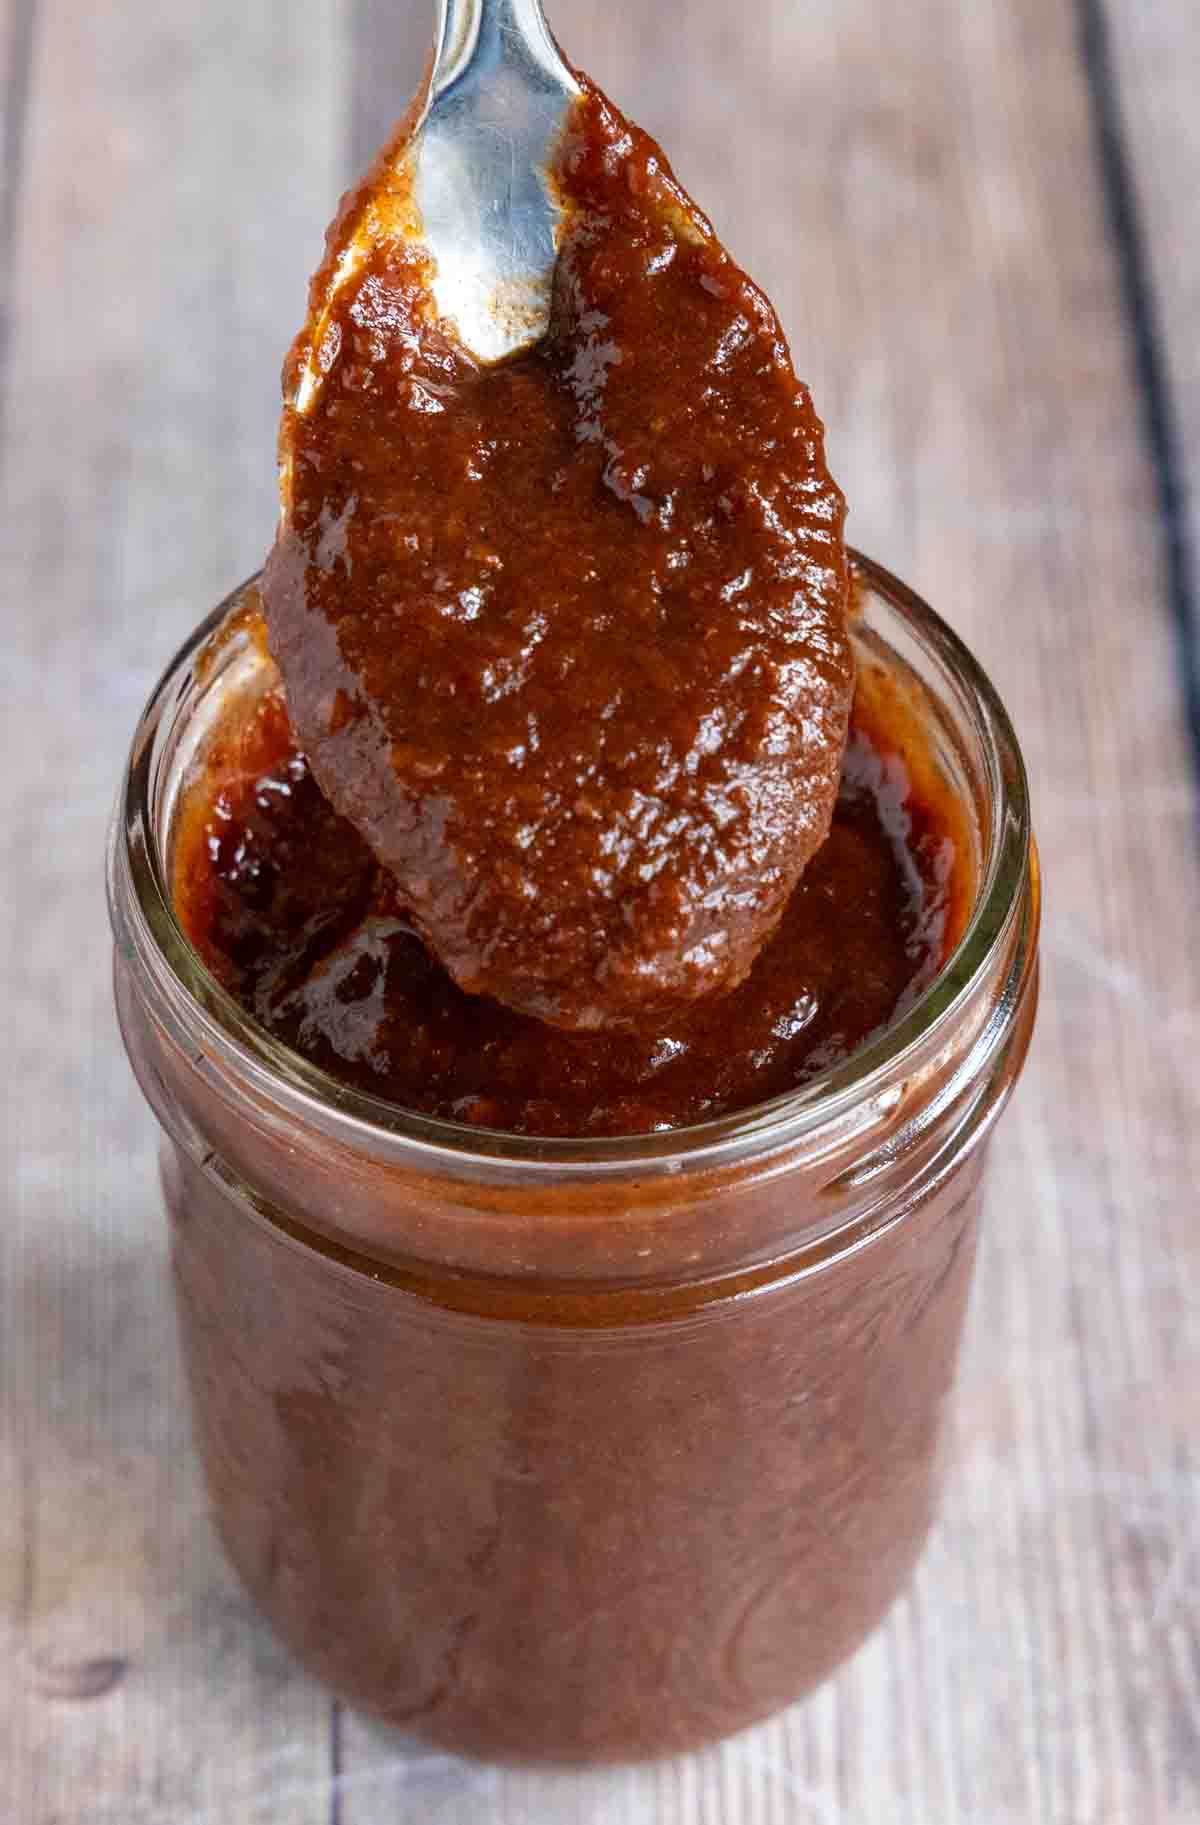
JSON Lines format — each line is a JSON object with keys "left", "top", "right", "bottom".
{"left": 413, "top": 0, "right": 580, "bottom": 360}
{"left": 430, "top": 0, "right": 579, "bottom": 103}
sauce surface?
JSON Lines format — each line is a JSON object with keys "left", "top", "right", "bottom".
{"left": 173, "top": 681, "right": 961, "bottom": 1138}
{"left": 263, "top": 77, "right": 852, "bottom": 1032}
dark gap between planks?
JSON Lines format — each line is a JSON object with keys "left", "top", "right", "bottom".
{"left": 0, "top": 0, "right": 38, "bottom": 443}
{"left": 1077, "top": 0, "right": 1200, "bottom": 811}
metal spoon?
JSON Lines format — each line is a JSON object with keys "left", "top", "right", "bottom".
{"left": 412, "top": 0, "right": 582, "bottom": 361}
{"left": 293, "top": 0, "right": 579, "bottom": 402}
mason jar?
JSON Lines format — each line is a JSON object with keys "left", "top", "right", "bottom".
{"left": 107, "top": 553, "right": 1039, "bottom": 1763}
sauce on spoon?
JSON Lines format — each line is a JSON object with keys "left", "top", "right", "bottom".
{"left": 263, "top": 79, "right": 852, "bottom": 1031}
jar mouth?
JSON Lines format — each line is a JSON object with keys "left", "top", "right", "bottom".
{"left": 108, "top": 551, "right": 1033, "bottom": 1175}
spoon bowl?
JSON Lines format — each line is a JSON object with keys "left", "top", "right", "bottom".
{"left": 293, "top": 0, "right": 580, "bottom": 403}
{"left": 415, "top": 0, "right": 581, "bottom": 361}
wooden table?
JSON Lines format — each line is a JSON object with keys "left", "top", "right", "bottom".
{"left": 3, "top": 1, "right": 1198, "bottom": 1818}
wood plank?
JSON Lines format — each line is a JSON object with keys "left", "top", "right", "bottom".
{"left": 0, "top": 3, "right": 347, "bottom": 1821}
{"left": 0, "top": 0, "right": 35, "bottom": 418}
{"left": 333, "top": 1, "right": 1200, "bottom": 1820}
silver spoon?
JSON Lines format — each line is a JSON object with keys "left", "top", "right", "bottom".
{"left": 292, "top": 0, "right": 580, "bottom": 396}
{"left": 413, "top": 0, "right": 582, "bottom": 362}
{"left": 286, "top": 1, "right": 579, "bottom": 498}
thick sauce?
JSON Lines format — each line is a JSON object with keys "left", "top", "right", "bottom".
{"left": 173, "top": 673, "right": 962, "bottom": 1138}
{"left": 262, "top": 78, "right": 853, "bottom": 1031}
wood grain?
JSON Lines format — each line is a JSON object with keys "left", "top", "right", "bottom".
{"left": 1103, "top": 0, "right": 1200, "bottom": 759}
{"left": 0, "top": 0, "right": 36, "bottom": 414}
{"left": 2, "top": 0, "right": 1199, "bottom": 1820}
{"left": 0, "top": 5, "right": 345, "bottom": 1822}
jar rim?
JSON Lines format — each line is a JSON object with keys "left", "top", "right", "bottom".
{"left": 108, "top": 551, "right": 1033, "bottom": 1179}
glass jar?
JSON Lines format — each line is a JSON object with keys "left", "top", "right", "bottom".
{"left": 108, "top": 554, "right": 1039, "bottom": 1764}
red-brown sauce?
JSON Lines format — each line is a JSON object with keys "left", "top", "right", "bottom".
{"left": 262, "top": 77, "right": 853, "bottom": 1032}
{"left": 173, "top": 678, "right": 965, "bottom": 1138}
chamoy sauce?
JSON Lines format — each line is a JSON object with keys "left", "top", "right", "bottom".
{"left": 262, "top": 78, "right": 853, "bottom": 1031}
{"left": 173, "top": 669, "right": 966, "bottom": 1139}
